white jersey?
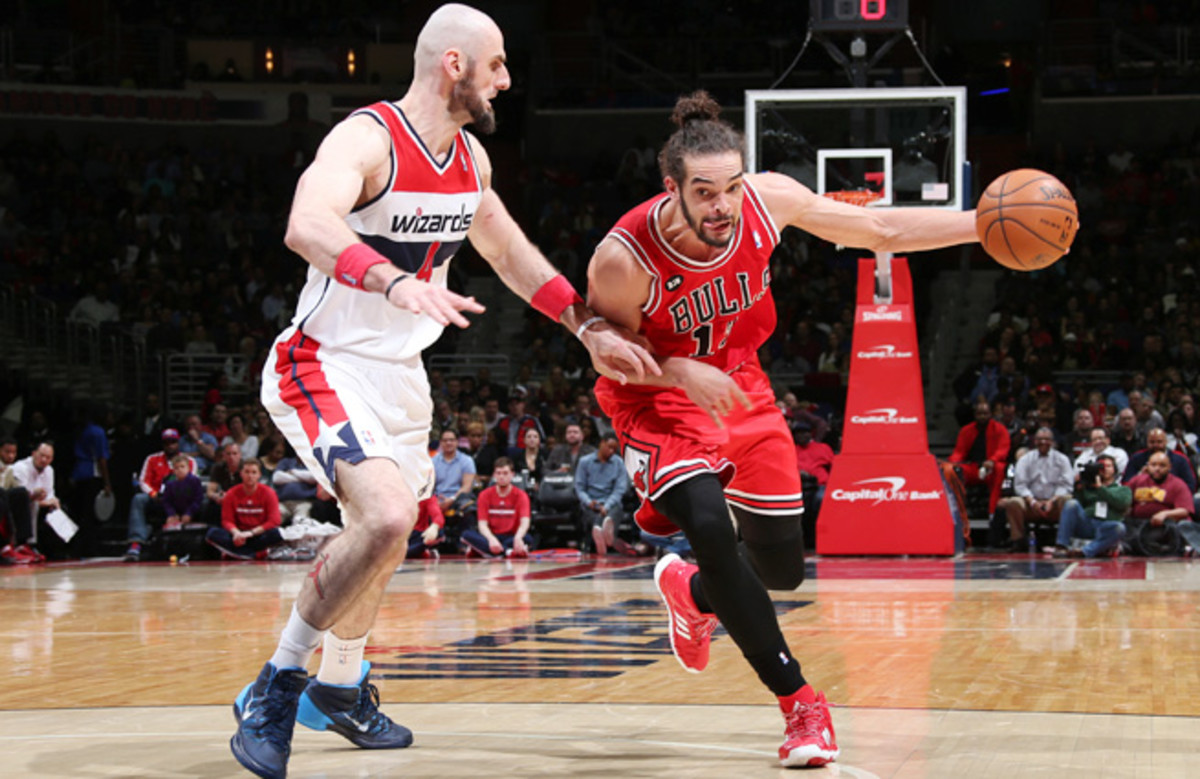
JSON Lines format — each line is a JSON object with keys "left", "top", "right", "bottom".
{"left": 282, "top": 100, "right": 484, "bottom": 365}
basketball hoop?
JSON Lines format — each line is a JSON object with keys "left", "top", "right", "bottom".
{"left": 823, "top": 190, "right": 884, "bottom": 208}
{"left": 821, "top": 188, "right": 893, "bottom": 302}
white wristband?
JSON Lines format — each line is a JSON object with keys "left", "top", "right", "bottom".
{"left": 575, "top": 315, "right": 605, "bottom": 340}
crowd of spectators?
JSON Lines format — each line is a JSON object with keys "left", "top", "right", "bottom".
{"left": 951, "top": 371, "right": 1200, "bottom": 557}
{"left": 937, "top": 105, "right": 1200, "bottom": 557}
{"left": 964, "top": 128, "right": 1200, "bottom": 405}
{"left": 11, "top": 111, "right": 1200, "bottom": 559}
{"left": 6, "top": 2, "right": 1199, "bottom": 561}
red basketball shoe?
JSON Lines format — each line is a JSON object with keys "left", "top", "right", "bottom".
{"left": 653, "top": 553, "right": 718, "bottom": 673}
{"left": 16, "top": 545, "right": 45, "bottom": 564}
{"left": 778, "top": 687, "right": 839, "bottom": 767}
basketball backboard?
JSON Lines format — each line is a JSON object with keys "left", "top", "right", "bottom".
{"left": 745, "top": 87, "right": 967, "bottom": 210}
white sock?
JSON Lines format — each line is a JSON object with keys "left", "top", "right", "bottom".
{"left": 317, "top": 631, "right": 368, "bottom": 686}
{"left": 269, "top": 605, "right": 325, "bottom": 670}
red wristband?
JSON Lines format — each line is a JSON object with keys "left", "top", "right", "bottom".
{"left": 530, "top": 274, "right": 584, "bottom": 321}
{"left": 334, "top": 243, "right": 388, "bottom": 289}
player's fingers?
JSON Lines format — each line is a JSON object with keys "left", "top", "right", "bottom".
{"left": 439, "top": 297, "right": 472, "bottom": 328}
{"left": 597, "top": 358, "right": 629, "bottom": 385}
{"left": 444, "top": 309, "right": 471, "bottom": 328}
{"left": 438, "top": 291, "right": 482, "bottom": 326}
{"left": 708, "top": 407, "right": 725, "bottom": 429}
{"left": 419, "top": 292, "right": 456, "bottom": 325}
{"left": 610, "top": 348, "right": 646, "bottom": 383}
{"left": 456, "top": 294, "right": 486, "bottom": 314}
{"left": 414, "top": 294, "right": 447, "bottom": 325}
{"left": 733, "top": 385, "right": 752, "bottom": 410}
{"left": 443, "top": 289, "right": 486, "bottom": 314}
{"left": 625, "top": 343, "right": 662, "bottom": 378}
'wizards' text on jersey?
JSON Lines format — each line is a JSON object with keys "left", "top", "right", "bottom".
{"left": 287, "top": 101, "right": 484, "bottom": 364}
{"left": 605, "top": 180, "right": 779, "bottom": 374}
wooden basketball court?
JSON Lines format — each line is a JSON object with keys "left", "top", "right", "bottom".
{"left": 2, "top": 553, "right": 1198, "bottom": 777}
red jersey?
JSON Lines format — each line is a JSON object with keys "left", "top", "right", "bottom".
{"left": 602, "top": 180, "right": 779, "bottom": 380}
{"left": 414, "top": 496, "right": 446, "bottom": 533}
{"left": 593, "top": 182, "right": 803, "bottom": 536}
{"left": 221, "top": 483, "right": 282, "bottom": 533}
{"left": 476, "top": 484, "right": 531, "bottom": 536}
{"left": 138, "top": 452, "right": 196, "bottom": 497}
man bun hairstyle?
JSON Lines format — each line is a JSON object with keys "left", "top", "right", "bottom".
{"left": 658, "top": 90, "right": 746, "bottom": 184}
{"left": 669, "top": 90, "right": 723, "bottom": 127}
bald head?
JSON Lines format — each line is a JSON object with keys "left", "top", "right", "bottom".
{"left": 414, "top": 4, "right": 501, "bottom": 80}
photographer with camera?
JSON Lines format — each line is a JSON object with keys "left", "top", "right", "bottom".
{"left": 1052, "top": 454, "right": 1131, "bottom": 559}
{"left": 1073, "top": 426, "right": 1128, "bottom": 478}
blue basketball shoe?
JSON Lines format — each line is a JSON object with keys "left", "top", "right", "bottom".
{"left": 296, "top": 661, "right": 413, "bottom": 749}
{"left": 231, "top": 662, "right": 309, "bottom": 779}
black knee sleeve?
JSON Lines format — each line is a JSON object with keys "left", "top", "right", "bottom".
{"left": 735, "top": 507, "right": 807, "bottom": 591}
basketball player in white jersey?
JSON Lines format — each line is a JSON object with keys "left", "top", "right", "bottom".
{"left": 229, "top": 6, "right": 658, "bottom": 778}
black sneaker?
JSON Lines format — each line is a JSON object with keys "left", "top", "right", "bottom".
{"left": 296, "top": 661, "right": 413, "bottom": 749}
{"left": 123, "top": 542, "right": 141, "bottom": 562}
{"left": 231, "top": 662, "right": 309, "bottom": 779}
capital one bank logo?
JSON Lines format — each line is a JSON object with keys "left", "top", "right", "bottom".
{"left": 830, "top": 477, "right": 943, "bottom": 506}
{"left": 855, "top": 343, "right": 914, "bottom": 360}
{"left": 849, "top": 408, "right": 920, "bottom": 425}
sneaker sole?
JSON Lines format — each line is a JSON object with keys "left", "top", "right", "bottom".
{"left": 230, "top": 733, "right": 286, "bottom": 779}
{"left": 230, "top": 683, "right": 287, "bottom": 779}
{"left": 296, "top": 690, "right": 413, "bottom": 749}
{"left": 780, "top": 745, "right": 839, "bottom": 768}
{"left": 777, "top": 744, "right": 835, "bottom": 768}
{"left": 653, "top": 554, "right": 704, "bottom": 674}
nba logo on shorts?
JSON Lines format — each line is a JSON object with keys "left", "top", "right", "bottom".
{"left": 361, "top": 429, "right": 376, "bottom": 446}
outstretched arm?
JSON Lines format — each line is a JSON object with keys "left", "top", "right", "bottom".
{"left": 465, "top": 137, "right": 659, "bottom": 384}
{"left": 284, "top": 115, "right": 484, "bottom": 327}
{"left": 750, "top": 171, "right": 978, "bottom": 254}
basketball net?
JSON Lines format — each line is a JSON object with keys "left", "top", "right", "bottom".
{"left": 822, "top": 189, "right": 884, "bottom": 208}
{"left": 822, "top": 190, "right": 892, "bottom": 302}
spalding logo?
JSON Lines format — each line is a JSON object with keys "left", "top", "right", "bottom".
{"left": 1037, "top": 184, "right": 1075, "bottom": 203}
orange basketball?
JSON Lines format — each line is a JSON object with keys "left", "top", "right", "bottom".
{"left": 975, "top": 169, "right": 1078, "bottom": 271}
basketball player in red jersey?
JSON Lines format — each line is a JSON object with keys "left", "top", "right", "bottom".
{"left": 230, "top": 5, "right": 657, "bottom": 778}
{"left": 588, "top": 91, "right": 978, "bottom": 768}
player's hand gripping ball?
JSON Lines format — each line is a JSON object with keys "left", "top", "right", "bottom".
{"left": 976, "top": 168, "right": 1078, "bottom": 271}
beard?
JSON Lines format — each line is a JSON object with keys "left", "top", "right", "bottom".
{"left": 679, "top": 195, "right": 734, "bottom": 248}
{"left": 450, "top": 63, "right": 497, "bottom": 135}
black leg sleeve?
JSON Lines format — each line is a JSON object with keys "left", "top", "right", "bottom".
{"left": 653, "top": 475, "right": 806, "bottom": 695}
{"left": 732, "top": 505, "right": 807, "bottom": 591}
{"left": 653, "top": 476, "right": 787, "bottom": 657}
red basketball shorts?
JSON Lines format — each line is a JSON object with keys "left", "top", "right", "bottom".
{"left": 595, "top": 361, "right": 804, "bottom": 537}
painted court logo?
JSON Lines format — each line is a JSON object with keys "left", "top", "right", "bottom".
{"left": 830, "top": 477, "right": 943, "bottom": 506}
{"left": 855, "top": 344, "right": 914, "bottom": 360}
{"left": 849, "top": 408, "right": 919, "bottom": 425}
